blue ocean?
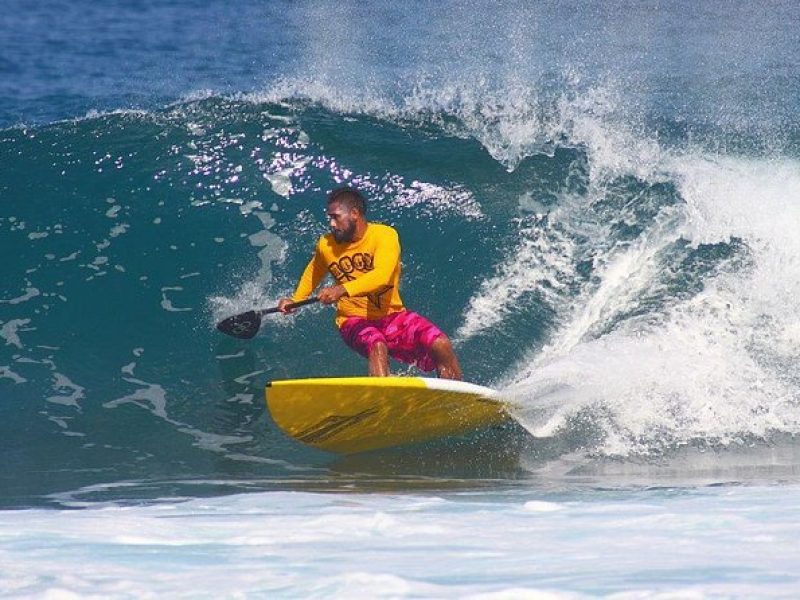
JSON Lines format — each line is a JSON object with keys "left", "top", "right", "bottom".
{"left": 3, "top": 1, "right": 800, "bottom": 596}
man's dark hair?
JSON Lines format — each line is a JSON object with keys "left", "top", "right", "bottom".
{"left": 327, "top": 186, "right": 367, "bottom": 216}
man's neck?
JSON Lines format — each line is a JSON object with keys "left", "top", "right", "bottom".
{"left": 351, "top": 220, "right": 369, "bottom": 242}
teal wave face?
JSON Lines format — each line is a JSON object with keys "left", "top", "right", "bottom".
{"left": 0, "top": 99, "right": 551, "bottom": 504}
{"left": 3, "top": 95, "right": 800, "bottom": 506}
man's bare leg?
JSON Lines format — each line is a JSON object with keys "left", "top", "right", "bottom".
{"left": 430, "top": 336, "right": 463, "bottom": 380}
{"left": 368, "top": 341, "right": 390, "bottom": 376}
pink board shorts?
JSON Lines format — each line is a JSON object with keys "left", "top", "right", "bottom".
{"left": 339, "top": 310, "right": 445, "bottom": 372}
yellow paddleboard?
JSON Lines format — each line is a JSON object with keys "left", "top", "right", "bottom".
{"left": 266, "top": 377, "right": 510, "bottom": 455}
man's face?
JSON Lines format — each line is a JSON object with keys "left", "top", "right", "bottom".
{"left": 328, "top": 201, "right": 358, "bottom": 243}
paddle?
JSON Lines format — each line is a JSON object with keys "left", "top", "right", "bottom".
{"left": 215, "top": 297, "right": 320, "bottom": 339}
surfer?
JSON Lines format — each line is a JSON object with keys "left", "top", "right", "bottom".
{"left": 278, "top": 187, "right": 463, "bottom": 380}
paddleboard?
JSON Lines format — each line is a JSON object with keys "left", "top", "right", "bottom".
{"left": 265, "top": 376, "right": 510, "bottom": 455}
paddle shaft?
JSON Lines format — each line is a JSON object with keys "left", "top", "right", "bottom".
{"left": 257, "top": 297, "right": 320, "bottom": 316}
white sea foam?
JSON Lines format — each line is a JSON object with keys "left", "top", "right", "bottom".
{"left": 248, "top": 77, "right": 624, "bottom": 172}
{"left": 3, "top": 486, "right": 800, "bottom": 597}
{"left": 1, "top": 318, "right": 32, "bottom": 348}
{"left": 46, "top": 373, "right": 85, "bottom": 409}
{"left": 159, "top": 286, "right": 193, "bottom": 312}
{"left": 502, "top": 153, "right": 800, "bottom": 455}
{"left": 456, "top": 216, "right": 575, "bottom": 340}
{"left": 0, "top": 366, "right": 26, "bottom": 384}
{"left": 249, "top": 211, "right": 288, "bottom": 285}
{"left": 0, "top": 287, "right": 40, "bottom": 305}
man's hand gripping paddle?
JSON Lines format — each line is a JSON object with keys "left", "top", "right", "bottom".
{"left": 215, "top": 298, "right": 320, "bottom": 340}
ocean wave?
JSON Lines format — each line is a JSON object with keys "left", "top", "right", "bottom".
{"left": 3, "top": 83, "right": 800, "bottom": 500}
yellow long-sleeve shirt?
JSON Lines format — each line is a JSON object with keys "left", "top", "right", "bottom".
{"left": 292, "top": 223, "right": 405, "bottom": 327}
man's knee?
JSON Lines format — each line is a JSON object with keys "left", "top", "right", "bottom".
{"left": 429, "top": 334, "right": 462, "bottom": 380}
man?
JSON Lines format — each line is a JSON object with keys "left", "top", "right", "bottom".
{"left": 278, "top": 187, "right": 463, "bottom": 380}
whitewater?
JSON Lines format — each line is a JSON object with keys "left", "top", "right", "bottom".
{"left": 2, "top": 0, "right": 800, "bottom": 597}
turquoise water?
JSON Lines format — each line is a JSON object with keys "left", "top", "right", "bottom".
{"left": 3, "top": 1, "right": 800, "bottom": 596}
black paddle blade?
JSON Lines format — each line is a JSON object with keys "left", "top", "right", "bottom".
{"left": 216, "top": 310, "right": 262, "bottom": 339}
